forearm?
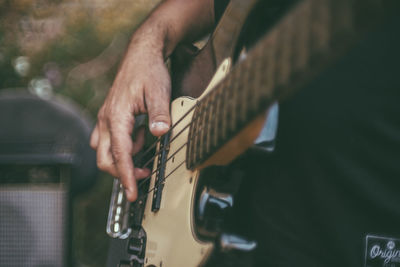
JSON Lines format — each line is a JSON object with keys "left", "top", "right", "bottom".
{"left": 127, "top": 0, "right": 215, "bottom": 60}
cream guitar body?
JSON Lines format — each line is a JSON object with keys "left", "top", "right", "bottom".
{"left": 141, "top": 96, "right": 211, "bottom": 267}
{"left": 142, "top": 59, "right": 244, "bottom": 267}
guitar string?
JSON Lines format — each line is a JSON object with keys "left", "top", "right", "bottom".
{"left": 132, "top": 100, "right": 201, "bottom": 167}
{"left": 143, "top": 159, "right": 187, "bottom": 196}
{"left": 142, "top": 83, "right": 251, "bottom": 197}
{"left": 130, "top": 5, "right": 293, "bottom": 201}
{"left": 136, "top": 85, "right": 229, "bottom": 190}
{"left": 138, "top": 138, "right": 187, "bottom": 189}
{"left": 121, "top": 62, "right": 240, "bottom": 203}
{"left": 132, "top": 63, "right": 235, "bottom": 169}
{"left": 110, "top": 79, "right": 226, "bottom": 212}
{"left": 134, "top": 107, "right": 263, "bottom": 210}
{"left": 137, "top": 114, "right": 208, "bottom": 192}
{"left": 136, "top": 92, "right": 243, "bottom": 201}
{"left": 138, "top": 87, "right": 268, "bottom": 203}
{"left": 135, "top": 83, "right": 225, "bottom": 174}
{"left": 130, "top": 71, "right": 269, "bottom": 209}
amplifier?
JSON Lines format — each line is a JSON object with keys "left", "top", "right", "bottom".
{"left": 0, "top": 165, "right": 70, "bottom": 267}
{"left": 0, "top": 90, "right": 97, "bottom": 267}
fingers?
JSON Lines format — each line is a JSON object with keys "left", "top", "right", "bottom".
{"left": 96, "top": 119, "right": 119, "bottom": 177}
{"left": 90, "top": 56, "right": 172, "bottom": 203}
{"left": 134, "top": 167, "right": 151, "bottom": 180}
{"left": 92, "top": 119, "right": 150, "bottom": 202}
{"left": 109, "top": 116, "right": 137, "bottom": 201}
{"left": 91, "top": 107, "right": 140, "bottom": 201}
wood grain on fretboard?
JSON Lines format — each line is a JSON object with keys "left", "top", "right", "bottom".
{"left": 186, "top": 0, "right": 395, "bottom": 170}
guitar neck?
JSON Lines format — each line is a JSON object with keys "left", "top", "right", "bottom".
{"left": 186, "top": 0, "right": 395, "bottom": 170}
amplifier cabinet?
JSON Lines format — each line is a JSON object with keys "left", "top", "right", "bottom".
{"left": 0, "top": 165, "right": 69, "bottom": 267}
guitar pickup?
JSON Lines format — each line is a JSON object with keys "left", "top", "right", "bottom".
{"left": 151, "top": 132, "right": 171, "bottom": 212}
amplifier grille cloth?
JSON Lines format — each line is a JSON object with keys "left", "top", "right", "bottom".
{"left": 0, "top": 187, "right": 67, "bottom": 267}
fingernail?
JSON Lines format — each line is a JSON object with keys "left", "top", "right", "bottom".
{"left": 151, "top": 121, "right": 169, "bottom": 131}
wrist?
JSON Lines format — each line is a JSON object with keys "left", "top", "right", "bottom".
{"left": 129, "top": 20, "right": 167, "bottom": 60}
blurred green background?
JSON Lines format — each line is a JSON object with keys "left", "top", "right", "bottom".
{"left": 0, "top": 0, "right": 159, "bottom": 266}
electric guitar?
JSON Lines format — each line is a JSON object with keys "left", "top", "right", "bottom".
{"left": 106, "top": 0, "right": 397, "bottom": 266}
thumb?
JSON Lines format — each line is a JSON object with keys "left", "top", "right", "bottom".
{"left": 146, "top": 88, "right": 171, "bottom": 137}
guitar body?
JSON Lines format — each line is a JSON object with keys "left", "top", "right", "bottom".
{"left": 142, "top": 59, "right": 246, "bottom": 267}
{"left": 141, "top": 1, "right": 269, "bottom": 261}
{"left": 141, "top": 97, "right": 209, "bottom": 267}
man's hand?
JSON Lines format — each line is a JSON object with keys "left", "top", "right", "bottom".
{"left": 90, "top": 0, "right": 215, "bottom": 202}
{"left": 90, "top": 36, "right": 171, "bottom": 202}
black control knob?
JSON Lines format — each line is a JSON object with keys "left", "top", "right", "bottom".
{"left": 197, "top": 187, "right": 233, "bottom": 237}
{"left": 127, "top": 237, "right": 145, "bottom": 257}
{"left": 126, "top": 227, "right": 147, "bottom": 258}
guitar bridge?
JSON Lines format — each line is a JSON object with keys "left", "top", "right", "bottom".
{"left": 151, "top": 131, "right": 171, "bottom": 212}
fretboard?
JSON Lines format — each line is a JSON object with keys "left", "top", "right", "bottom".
{"left": 186, "top": 0, "right": 395, "bottom": 170}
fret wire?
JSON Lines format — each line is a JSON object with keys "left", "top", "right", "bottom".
{"left": 198, "top": 95, "right": 209, "bottom": 161}
{"left": 196, "top": 103, "right": 203, "bottom": 162}
{"left": 202, "top": 87, "right": 218, "bottom": 156}
{"left": 195, "top": 100, "right": 207, "bottom": 162}
{"left": 220, "top": 75, "right": 229, "bottom": 141}
{"left": 206, "top": 88, "right": 217, "bottom": 154}
{"left": 192, "top": 105, "right": 200, "bottom": 165}
{"left": 213, "top": 86, "right": 223, "bottom": 148}
{"left": 195, "top": 102, "right": 203, "bottom": 164}
{"left": 218, "top": 80, "right": 226, "bottom": 143}
{"left": 187, "top": 104, "right": 198, "bottom": 167}
{"left": 200, "top": 99, "right": 210, "bottom": 160}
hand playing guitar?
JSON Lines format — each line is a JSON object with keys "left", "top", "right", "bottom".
{"left": 90, "top": 0, "right": 214, "bottom": 202}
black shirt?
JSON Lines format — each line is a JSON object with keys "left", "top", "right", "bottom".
{"left": 214, "top": 1, "right": 400, "bottom": 266}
